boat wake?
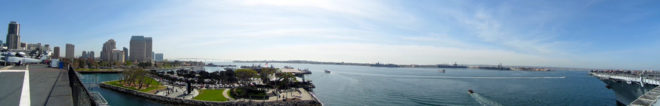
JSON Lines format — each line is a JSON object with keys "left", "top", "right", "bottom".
{"left": 469, "top": 92, "right": 503, "bottom": 106}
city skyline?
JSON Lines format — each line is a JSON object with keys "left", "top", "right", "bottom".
{"left": 1, "top": 0, "right": 660, "bottom": 69}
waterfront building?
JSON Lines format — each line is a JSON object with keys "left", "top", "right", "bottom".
{"left": 112, "top": 50, "right": 125, "bottom": 63}
{"left": 53, "top": 46, "right": 60, "bottom": 59}
{"left": 6, "top": 21, "right": 20, "bottom": 50}
{"left": 66, "top": 44, "right": 74, "bottom": 59}
{"left": 129, "top": 36, "right": 153, "bottom": 63}
{"left": 123, "top": 47, "right": 128, "bottom": 62}
{"left": 154, "top": 53, "right": 163, "bottom": 62}
{"left": 101, "top": 39, "right": 116, "bottom": 61}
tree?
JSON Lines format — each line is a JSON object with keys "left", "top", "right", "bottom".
{"left": 259, "top": 68, "right": 277, "bottom": 84}
{"left": 235, "top": 69, "right": 258, "bottom": 85}
{"left": 276, "top": 72, "right": 295, "bottom": 89}
{"left": 121, "top": 68, "right": 148, "bottom": 89}
{"left": 125, "top": 61, "right": 133, "bottom": 66}
{"left": 138, "top": 62, "right": 151, "bottom": 68}
{"left": 77, "top": 58, "right": 86, "bottom": 68}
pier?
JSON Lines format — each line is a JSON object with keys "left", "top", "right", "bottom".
{"left": 591, "top": 71, "right": 660, "bottom": 106}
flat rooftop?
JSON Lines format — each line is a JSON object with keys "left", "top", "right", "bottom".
{"left": 280, "top": 68, "right": 303, "bottom": 73}
{"left": 0, "top": 64, "right": 73, "bottom": 106}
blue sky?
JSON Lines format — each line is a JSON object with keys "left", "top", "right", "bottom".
{"left": 1, "top": 0, "right": 660, "bottom": 69}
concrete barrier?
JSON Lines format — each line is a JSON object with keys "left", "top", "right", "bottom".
{"left": 100, "top": 83, "right": 322, "bottom": 106}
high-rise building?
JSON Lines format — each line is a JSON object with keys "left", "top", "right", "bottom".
{"left": 154, "top": 53, "right": 163, "bottom": 62}
{"left": 101, "top": 39, "right": 116, "bottom": 61}
{"left": 6, "top": 21, "right": 20, "bottom": 50}
{"left": 123, "top": 47, "right": 128, "bottom": 62}
{"left": 129, "top": 36, "right": 153, "bottom": 63}
{"left": 112, "top": 50, "right": 125, "bottom": 63}
{"left": 145, "top": 37, "right": 152, "bottom": 62}
{"left": 89, "top": 51, "right": 95, "bottom": 59}
{"left": 66, "top": 44, "right": 74, "bottom": 59}
{"left": 53, "top": 46, "right": 60, "bottom": 59}
{"left": 82, "top": 51, "right": 87, "bottom": 58}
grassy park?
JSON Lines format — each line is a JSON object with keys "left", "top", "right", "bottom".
{"left": 193, "top": 89, "right": 230, "bottom": 102}
{"left": 105, "top": 77, "right": 163, "bottom": 92}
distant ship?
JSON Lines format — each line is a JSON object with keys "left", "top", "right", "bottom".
{"left": 324, "top": 70, "right": 331, "bottom": 73}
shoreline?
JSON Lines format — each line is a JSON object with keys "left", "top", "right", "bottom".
{"left": 100, "top": 80, "right": 323, "bottom": 106}
{"left": 233, "top": 60, "right": 559, "bottom": 71}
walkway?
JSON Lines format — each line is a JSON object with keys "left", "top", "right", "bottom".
{"left": 222, "top": 88, "right": 234, "bottom": 100}
{"left": 0, "top": 64, "right": 73, "bottom": 106}
{"left": 155, "top": 85, "right": 199, "bottom": 99}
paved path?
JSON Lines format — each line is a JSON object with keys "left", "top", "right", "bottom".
{"left": 156, "top": 85, "right": 199, "bottom": 99}
{"left": 223, "top": 88, "right": 234, "bottom": 100}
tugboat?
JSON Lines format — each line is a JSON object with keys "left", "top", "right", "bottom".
{"left": 324, "top": 70, "right": 332, "bottom": 73}
{"left": 468, "top": 89, "right": 474, "bottom": 94}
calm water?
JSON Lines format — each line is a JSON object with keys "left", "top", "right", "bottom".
{"left": 82, "top": 62, "right": 616, "bottom": 106}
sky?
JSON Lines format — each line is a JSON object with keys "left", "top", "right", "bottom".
{"left": 1, "top": 0, "right": 660, "bottom": 70}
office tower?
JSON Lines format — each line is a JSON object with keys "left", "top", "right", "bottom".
{"left": 145, "top": 37, "right": 152, "bottom": 62}
{"left": 154, "top": 53, "right": 163, "bottom": 62}
{"left": 129, "top": 36, "right": 153, "bottom": 63}
{"left": 101, "top": 39, "right": 116, "bottom": 61}
{"left": 66, "top": 44, "right": 74, "bottom": 59}
{"left": 6, "top": 21, "right": 20, "bottom": 50}
{"left": 82, "top": 51, "right": 87, "bottom": 58}
{"left": 123, "top": 47, "right": 128, "bottom": 62}
{"left": 89, "top": 51, "right": 94, "bottom": 59}
{"left": 53, "top": 46, "right": 60, "bottom": 59}
{"left": 112, "top": 50, "right": 125, "bottom": 63}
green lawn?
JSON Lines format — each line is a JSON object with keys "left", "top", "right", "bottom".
{"left": 104, "top": 77, "right": 162, "bottom": 92}
{"left": 193, "top": 89, "right": 229, "bottom": 102}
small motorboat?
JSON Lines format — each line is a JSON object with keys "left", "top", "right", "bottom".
{"left": 439, "top": 69, "right": 446, "bottom": 73}
{"left": 468, "top": 89, "right": 474, "bottom": 94}
{"left": 325, "top": 70, "right": 331, "bottom": 73}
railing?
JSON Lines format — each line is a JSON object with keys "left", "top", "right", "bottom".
{"left": 68, "top": 66, "right": 104, "bottom": 106}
